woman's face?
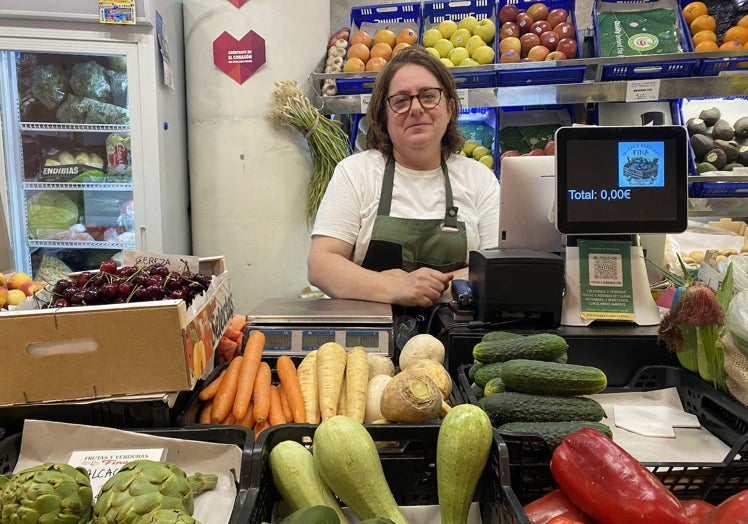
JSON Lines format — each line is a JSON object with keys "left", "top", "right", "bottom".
{"left": 385, "top": 64, "right": 453, "bottom": 166}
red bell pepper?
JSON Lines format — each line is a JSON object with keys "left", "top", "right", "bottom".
{"left": 681, "top": 499, "right": 715, "bottom": 523}
{"left": 523, "top": 489, "right": 598, "bottom": 524}
{"left": 546, "top": 517, "right": 585, "bottom": 524}
{"left": 549, "top": 428, "right": 692, "bottom": 524}
{"left": 701, "top": 490, "right": 748, "bottom": 524}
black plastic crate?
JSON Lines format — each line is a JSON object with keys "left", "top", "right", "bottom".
{"left": 245, "top": 423, "right": 527, "bottom": 524}
{"left": 460, "top": 364, "right": 748, "bottom": 506}
{"left": 0, "top": 425, "right": 255, "bottom": 523}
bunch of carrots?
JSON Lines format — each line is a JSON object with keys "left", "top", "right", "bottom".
{"left": 197, "top": 331, "right": 307, "bottom": 438}
{"left": 217, "top": 314, "right": 249, "bottom": 364}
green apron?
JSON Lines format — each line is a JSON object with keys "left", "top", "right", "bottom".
{"left": 361, "top": 156, "right": 467, "bottom": 273}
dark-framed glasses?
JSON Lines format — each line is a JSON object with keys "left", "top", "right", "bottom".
{"left": 386, "top": 87, "right": 443, "bottom": 114}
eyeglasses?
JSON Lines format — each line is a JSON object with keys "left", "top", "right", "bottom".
{"left": 386, "top": 87, "right": 443, "bottom": 114}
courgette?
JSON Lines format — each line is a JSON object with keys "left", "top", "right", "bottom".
{"left": 479, "top": 391, "right": 605, "bottom": 425}
{"left": 472, "top": 333, "right": 568, "bottom": 364}
{"left": 498, "top": 421, "right": 613, "bottom": 450}
{"left": 501, "top": 359, "right": 608, "bottom": 396}
{"left": 280, "top": 505, "right": 341, "bottom": 524}
{"left": 474, "top": 362, "right": 503, "bottom": 388}
{"left": 483, "top": 377, "right": 506, "bottom": 397}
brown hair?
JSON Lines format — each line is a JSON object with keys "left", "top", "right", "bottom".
{"left": 365, "top": 46, "right": 464, "bottom": 160}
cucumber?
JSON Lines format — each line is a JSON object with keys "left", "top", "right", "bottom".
{"left": 474, "top": 362, "right": 503, "bottom": 388}
{"left": 467, "top": 362, "right": 485, "bottom": 381}
{"left": 280, "top": 505, "right": 341, "bottom": 524}
{"left": 437, "top": 404, "right": 494, "bottom": 524}
{"left": 483, "top": 377, "right": 506, "bottom": 397}
{"left": 481, "top": 330, "right": 524, "bottom": 342}
{"left": 313, "top": 416, "right": 408, "bottom": 524}
{"left": 479, "top": 391, "right": 605, "bottom": 425}
{"left": 269, "top": 440, "right": 350, "bottom": 524}
{"left": 501, "top": 359, "right": 608, "bottom": 396}
{"left": 472, "top": 333, "right": 568, "bottom": 364}
{"left": 498, "top": 421, "right": 613, "bottom": 450}
{"left": 470, "top": 382, "right": 484, "bottom": 401}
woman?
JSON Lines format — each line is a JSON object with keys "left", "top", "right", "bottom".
{"left": 308, "top": 45, "right": 500, "bottom": 308}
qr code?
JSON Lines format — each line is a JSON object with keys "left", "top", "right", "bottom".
{"left": 589, "top": 254, "right": 623, "bottom": 286}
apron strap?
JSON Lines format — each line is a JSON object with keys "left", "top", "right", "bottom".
{"left": 379, "top": 156, "right": 459, "bottom": 230}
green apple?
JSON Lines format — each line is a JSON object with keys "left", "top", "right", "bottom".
{"left": 458, "top": 15, "right": 479, "bottom": 34}
{"left": 478, "top": 154, "right": 494, "bottom": 169}
{"left": 440, "top": 57, "right": 455, "bottom": 68}
{"left": 448, "top": 46, "right": 470, "bottom": 66}
{"left": 459, "top": 150, "right": 467, "bottom": 156}
{"left": 465, "top": 34, "right": 486, "bottom": 56}
{"left": 462, "top": 139, "right": 481, "bottom": 156}
{"left": 472, "top": 45, "right": 495, "bottom": 64}
{"left": 472, "top": 145, "right": 490, "bottom": 160}
{"left": 459, "top": 57, "right": 480, "bottom": 67}
{"left": 433, "top": 38, "right": 455, "bottom": 58}
{"left": 450, "top": 28, "right": 472, "bottom": 48}
{"left": 422, "top": 28, "right": 444, "bottom": 48}
{"left": 424, "top": 46, "right": 441, "bottom": 59}
{"left": 437, "top": 19, "right": 459, "bottom": 39}
{"left": 474, "top": 18, "right": 496, "bottom": 43}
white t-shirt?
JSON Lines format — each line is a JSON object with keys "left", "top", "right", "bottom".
{"left": 312, "top": 149, "right": 500, "bottom": 266}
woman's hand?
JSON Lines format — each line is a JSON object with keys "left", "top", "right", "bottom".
{"left": 383, "top": 267, "right": 453, "bottom": 308}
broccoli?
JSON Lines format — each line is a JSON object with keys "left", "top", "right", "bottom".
{"left": 30, "top": 64, "right": 69, "bottom": 110}
{"left": 69, "top": 61, "right": 111, "bottom": 101}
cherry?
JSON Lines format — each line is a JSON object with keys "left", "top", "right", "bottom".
{"left": 99, "top": 260, "right": 118, "bottom": 274}
{"left": 76, "top": 272, "right": 92, "bottom": 287}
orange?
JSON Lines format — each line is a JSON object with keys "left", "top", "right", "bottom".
{"left": 682, "top": 1, "right": 708, "bottom": 25}
{"left": 395, "top": 28, "right": 418, "bottom": 46}
{"left": 392, "top": 42, "right": 412, "bottom": 57}
{"left": 365, "top": 56, "right": 388, "bottom": 72}
{"left": 343, "top": 57, "right": 365, "bottom": 72}
{"left": 373, "top": 28, "right": 397, "bottom": 48}
{"left": 370, "top": 42, "right": 393, "bottom": 61}
{"left": 692, "top": 29, "right": 717, "bottom": 46}
{"left": 695, "top": 40, "right": 719, "bottom": 52}
{"left": 719, "top": 39, "right": 743, "bottom": 50}
{"left": 690, "top": 14, "right": 716, "bottom": 34}
{"left": 723, "top": 25, "right": 748, "bottom": 45}
{"left": 739, "top": 14, "right": 748, "bottom": 29}
{"left": 745, "top": 39, "right": 748, "bottom": 48}
{"left": 347, "top": 43, "right": 370, "bottom": 63}
{"left": 349, "top": 30, "right": 372, "bottom": 48}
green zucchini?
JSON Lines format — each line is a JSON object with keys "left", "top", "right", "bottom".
{"left": 437, "top": 404, "right": 494, "bottom": 524}
{"left": 479, "top": 391, "right": 605, "bottom": 425}
{"left": 280, "top": 505, "right": 341, "bottom": 524}
{"left": 313, "top": 416, "right": 408, "bottom": 524}
{"left": 474, "top": 361, "right": 503, "bottom": 388}
{"left": 501, "top": 359, "right": 608, "bottom": 396}
{"left": 498, "top": 421, "right": 613, "bottom": 450}
{"left": 467, "top": 362, "right": 485, "bottom": 381}
{"left": 472, "top": 333, "right": 568, "bottom": 364}
{"left": 483, "top": 377, "right": 506, "bottom": 397}
{"left": 481, "top": 330, "right": 524, "bottom": 342}
{"left": 470, "top": 382, "right": 484, "bottom": 401}
{"left": 269, "top": 440, "right": 350, "bottom": 524}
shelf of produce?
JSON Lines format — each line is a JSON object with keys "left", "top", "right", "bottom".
{"left": 18, "top": 122, "right": 129, "bottom": 133}
{"left": 27, "top": 239, "right": 134, "bottom": 250}
{"left": 22, "top": 181, "right": 133, "bottom": 191}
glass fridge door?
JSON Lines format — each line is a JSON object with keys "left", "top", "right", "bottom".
{"left": 0, "top": 50, "right": 135, "bottom": 280}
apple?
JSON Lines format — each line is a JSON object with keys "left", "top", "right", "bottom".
{"left": 463, "top": 140, "right": 481, "bottom": 156}
{"left": 433, "top": 38, "right": 455, "bottom": 58}
{"left": 527, "top": 148, "right": 546, "bottom": 156}
{"left": 556, "top": 37, "right": 578, "bottom": 58}
{"left": 539, "top": 30, "right": 560, "bottom": 51}
{"left": 437, "top": 19, "right": 459, "bottom": 39}
{"left": 396, "top": 28, "right": 418, "bottom": 45}
{"left": 424, "top": 46, "right": 441, "bottom": 59}
{"left": 545, "top": 50, "right": 568, "bottom": 61}
{"left": 459, "top": 57, "right": 480, "bottom": 67}
{"left": 515, "top": 13, "right": 535, "bottom": 33}
{"left": 450, "top": 28, "right": 472, "bottom": 47}
{"left": 520, "top": 33, "right": 541, "bottom": 56}
{"left": 18, "top": 280, "right": 45, "bottom": 297}
{"left": 526, "top": 2, "right": 550, "bottom": 21}
{"left": 474, "top": 18, "right": 496, "bottom": 43}
{"left": 0, "top": 272, "right": 6, "bottom": 287}
{"left": 7, "top": 289, "right": 25, "bottom": 307}
{"left": 499, "top": 5, "right": 520, "bottom": 24}
{"left": 422, "top": 28, "right": 444, "bottom": 48}
{"left": 343, "top": 57, "right": 365, "bottom": 72}
{"left": 373, "top": 28, "right": 397, "bottom": 47}
{"left": 544, "top": 141, "right": 556, "bottom": 155}
{"left": 499, "top": 36, "right": 522, "bottom": 55}
{"left": 500, "top": 22, "right": 521, "bottom": 40}
{"left": 472, "top": 145, "right": 490, "bottom": 160}
{"left": 440, "top": 57, "right": 455, "bottom": 68}
{"left": 499, "top": 49, "right": 521, "bottom": 63}
{"left": 500, "top": 150, "right": 521, "bottom": 160}
{"left": 547, "top": 8, "right": 569, "bottom": 28}
{"left": 0, "top": 286, "right": 8, "bottom": 309}
{"left": 472, "top": 45, "right": 495, "bottom": 64}
{"left": 554, "top": 22, "right": 576, "bottom": 39}
{"left": 458, "top": 15, "right": 479, "bottom": 34}
{"left": 478, "top": 155, "right": 494, "bottom": 169}
{"left": 527, "top": 44, "right": 550, "bottom": 61}
{"left": 448, "top": 46, "right": 470, "bottom": 66}
{"left": 530, "top": 20, "right": 552, "bottom": 36}
{"left": 7, "top": 271, "right": 32, "bottom": 290}
{"left": 465, "top": 35, "right": 486, "bottom": 56}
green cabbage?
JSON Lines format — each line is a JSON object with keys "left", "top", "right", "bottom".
{"left": 27, "top": 191, "right": 79, "bottom": 238}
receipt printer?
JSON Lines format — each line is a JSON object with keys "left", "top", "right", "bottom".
{"left": 469, "top": 248, "right": 565, "bottom": 327}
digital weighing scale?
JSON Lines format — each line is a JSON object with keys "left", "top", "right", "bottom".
{"left": 246, "top": 298, "right": 394, "bottom": 356}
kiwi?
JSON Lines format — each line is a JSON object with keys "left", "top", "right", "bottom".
{"left": 699, "top": 107, "right": 721, "bottom": 127}
{"left": 711, "top": 119, "right": 735, "bottom": 141}
{"left": 734, "top": 116, "right": 748, "bottom": 140}
{"left": 686, "top": 117, "right": 708, "bottom": 136}
{"left": 703, "top": 148, "right": 728, "bottom": 170}
{"left": 690, "top": 134, "right": 714, "bottom": 160}
{"left": 713, "top": 139, "right": 739, "bottom": 163}
{"left": 697, "top": 161, "right": 718, "bottom": 173}
{"left": 723, "top": 162, "right": 744, "bottom": 171}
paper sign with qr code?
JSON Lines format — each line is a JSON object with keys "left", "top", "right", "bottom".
{"left": 578, "top": 240, "right": 635, "bottom": 321}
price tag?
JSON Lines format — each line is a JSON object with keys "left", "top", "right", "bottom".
{"left": 360, "top": 93, "right": 371, "bottom": 114}
{"left": 625, "top": 79, "right": 660, "bottom": 102}
{"left": 98, "top": 0, "right": 136, "bottom": 24}
{"left": 456, "top": 88, "right": 469, "bottom": 108}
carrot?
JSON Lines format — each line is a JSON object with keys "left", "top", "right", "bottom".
{"left": 268, "top": 385, "right": 286, "bottom": 426}
{"left": 198, "top": 399, "right": 213, "bottom": 424}
{"left": 316, "top": 342, "right": 347, "bottom": 422}
{"left": 221, "top": 412, "right": 237, "bottom": 426}
{"left": 278, "top": 383, "right": 293, "bottom": 422}
{"left": 224, "top": 326, "right": 244, "bottom": 342}
{"left": 345, "top": 346, "right": 370, "bottom": 423}
{"left": 253, "top": 361, "right": 273, "bottom": 424}
{"left": 210, "top": 355, "right": 244, "bottom": 423}
{"left": 229, "top": 314, "right": 249, "bottom": 332}
{"left": 237, "top": 401, "right": 255, "bottom": 429}
{"left": 231, "top": 331, "right": 266, "bottom": 420}
{"left": 276, "top": 355, "right": 307, "bottom": 423}
{"left": 254, "top": 419, "right": 270, "bottom": 439}
{"left": 297, "top": 350, "right": 320, "bottom": 424}
{"left": 198, "top": 369, "right": 226, "bottom": 401}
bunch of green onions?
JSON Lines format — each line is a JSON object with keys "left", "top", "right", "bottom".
{"left": 267, "top": 80, "right": 350, "bottom": 226}
{"left": 657, "top": 257, "right": 734, "bottom": 390}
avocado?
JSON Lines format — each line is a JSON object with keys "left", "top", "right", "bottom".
{"left": 704, "top": 148, "right": 728, "bottom": 170}
{"left": 734, "top": 116, "right": 748, "bottom": 140}
{"left": 690, "top": 133, "right": 714, "bottom": 160}
{"left": 697, "top": 161, "right": 718, "bottom": 173}
{"left": 713, "top": 139, "right": 739, "bottom": 163}
{"left": 686, "top": 117, "right": 708, "bottom": 136}
{"left": 738, "top": 145, "right": 748, "bottom": 166}
{"left": 699, "top": 107, "right": 721, "bottom": 127}
{"left": 723, "top": 162, "right": 744, "bottom": 171}
{"left": 711, "top": 119, "right": 735, "bottom": 141}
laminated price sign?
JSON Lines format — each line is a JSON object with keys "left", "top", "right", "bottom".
{"left": 98, "top": 0, "right": 136, "bottom": 25}
{"left": 213, "top": 31, "right": 266, "bottom": 84}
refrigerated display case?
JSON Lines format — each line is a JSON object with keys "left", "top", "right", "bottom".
{"left": 0, "top": 1, "right": 190, "bottom": 278}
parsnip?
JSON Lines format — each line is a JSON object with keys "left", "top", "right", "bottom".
{"left": 337, "top": 375, "right": 348, "bottom": 417}
{"left": 316, "top": 342, "right": 347, "bottom": 421}
{"left": 298, "top": 350, "right": 320, "bottom": 424}
{"left": 345, "top": 346, "right": 370, "bottom": 423}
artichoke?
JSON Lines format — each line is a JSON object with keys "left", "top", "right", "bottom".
{"left": 0, "top": 462, "right": 93, "bottom": 524}
{"left": 92, "top": 460, "right": 217, "bottom": 524}
{"left": 134, "top": 508, "right": 201, "bottom": 524}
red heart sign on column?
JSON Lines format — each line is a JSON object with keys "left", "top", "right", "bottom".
{"left": 213, "top": 30, "right": 266, "bottom": 84}
{"left": 227, "top": 0, "right": 249, "bottom": 6}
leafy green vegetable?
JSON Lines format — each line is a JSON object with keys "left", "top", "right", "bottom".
{"left": 27, "top": 191, "right": 79, "bottom": 238}
{"left": 500, "top": 124, "right": 560, "bottom": 154}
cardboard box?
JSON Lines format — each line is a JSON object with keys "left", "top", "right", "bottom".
{"left": 0, "top": 257, "right": 232, "bottom": 407}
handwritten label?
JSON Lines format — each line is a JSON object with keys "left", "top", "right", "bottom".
{"left": 625, "top": 79, "right": 660, "bottom": 102}
{"left": 360, "top": 93, "right": 371, "bottom": 114}
{"left": 68, "top": 448, "right": 166, "bottom": 500}
{"left": 456, "top": 88, "right": 469, "bottom": 107}
{"left": 122, "top": 250, "right": 201, "bottom": 273}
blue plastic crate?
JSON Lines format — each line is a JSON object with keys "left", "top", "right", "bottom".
{"left": 421, "top": 0, "right": 498, "bottom": 88}
{"left": 459, "top": 107, "right": 500, "bottom": 175}
{"left": 593, "top": 0, "right": 698, "bottom": 80}
{"left": 688, "top": 0, "right": 748, "bottom": 75}
{"left": 335, "top": 2, "right": 422, "bottom": 95}
{"left": 496, "top": 0, "right": 587, "bottom": 86}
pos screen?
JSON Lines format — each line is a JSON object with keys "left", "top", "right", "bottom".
{"left": 554, "top": 125, "right": 689, "bottom": 236}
